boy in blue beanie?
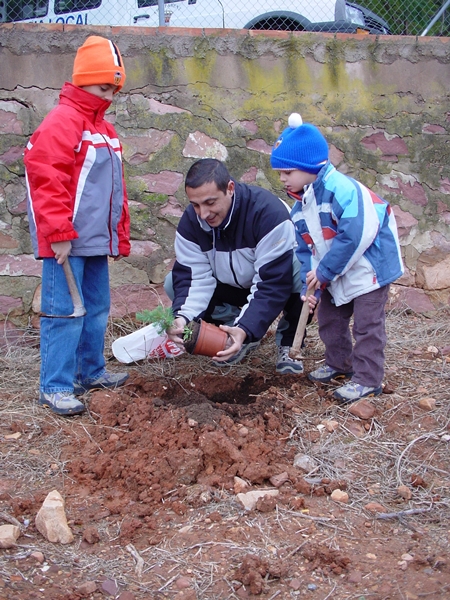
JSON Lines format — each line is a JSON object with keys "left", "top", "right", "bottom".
{"left": 271, "top": 113, "right": 404, "bottom": 404}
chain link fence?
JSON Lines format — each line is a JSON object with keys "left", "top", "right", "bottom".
{"left": 1, "top": 0, "right": 449, "bottom": 36}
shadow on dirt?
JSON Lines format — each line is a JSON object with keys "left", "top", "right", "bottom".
{"left": 152, "top": 372, "right": 302, "bottom": 406}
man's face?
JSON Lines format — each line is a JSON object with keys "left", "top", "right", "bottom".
{"left": 277, "top": 169, "right": 317, "bottom": 194}
{"left": 186, "top": 180, "right": 234, "bottom": 228}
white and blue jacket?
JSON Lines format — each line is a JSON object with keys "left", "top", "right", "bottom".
{"left": 291, "top": 163, "right": 404, "bottom": 306}
{"left": 172, "top": 181, "right": 296, "bottom": 342}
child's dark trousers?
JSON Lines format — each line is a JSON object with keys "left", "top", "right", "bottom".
{"left": 318, "top": 285, "right": 389, "bottom": 388}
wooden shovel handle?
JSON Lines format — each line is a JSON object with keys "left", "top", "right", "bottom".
{"left": 62, "top": 260, "right": 87, "bottom": 317}
{"left": 289, "top": 288, "right": 313, "bottom": 360}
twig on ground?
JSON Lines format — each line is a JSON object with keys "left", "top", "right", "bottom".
{"left": 126, "top": 543, "right": 144, "bottom": 578}
{"left": 0, "top": 512, "right": 23, "bottom": 529}
{"left": 375, "top": 506, "right": 433, "bottom": 520}
{"left": 284, "top": 540, "right": 309, "bottom": 559}
{"left": 396, "top": 432, "right": 446, "bottom": 485}
{"left": 157, "top": 573, "right": 179, "bottom": 592}
{"left": 322, "top": 583, "right": 337, "bottom": 600}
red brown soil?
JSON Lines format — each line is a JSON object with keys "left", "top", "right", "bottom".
{"left": 0, "top": 327, "right": 449, "bottom": 600}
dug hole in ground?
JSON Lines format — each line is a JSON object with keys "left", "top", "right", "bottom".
{"left": 0, "top": 309, "right": 449, "bottom": 600}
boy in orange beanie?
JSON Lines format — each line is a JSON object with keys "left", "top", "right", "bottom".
{"left": 24, "top": 36, "right": 130, "bottom": 416}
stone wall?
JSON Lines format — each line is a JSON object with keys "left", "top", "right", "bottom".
{"left": 1, "top": 24, "right": 449, "bottom": 332}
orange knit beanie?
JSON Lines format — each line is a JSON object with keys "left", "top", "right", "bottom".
{"left": 72, "top": 36, "right": 126, "bottom": 92}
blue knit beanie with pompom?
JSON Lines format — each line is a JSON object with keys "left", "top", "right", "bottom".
{"left": 270, "top": 113, "right": 329, "bottom": 174}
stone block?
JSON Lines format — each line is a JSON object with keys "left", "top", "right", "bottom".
{"left": 134, "top": 171, "right": 184, "bottom": 195}
{"left": 416, "top": 249, "right": 450, "bottom": 290}
{"left": 0, "top": 255, "right": 42, "bottom": 277}
{"left": 388, "top": 286, "right": 436, "bottom": 314}
{"left": 35, "top": 490, "right": 74, "bottom": 545}
{"left": 0, "top": 524, "right": 20, "bottom": 548}
{"left": 392, "top": 205, "right": 418, "bottom": 241}
{"left": 110, "top": 283, "right": 169, "bottom": 318}
{"left": 182, "top": 132, "right": 228, "bottom": 161}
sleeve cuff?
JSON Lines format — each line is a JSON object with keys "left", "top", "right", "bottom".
{"left": 236, "top": 323, "right": 255, "bottom": 342}
{"left": 316, "top": 269, "right": 330, "bottom": 285}
{"left": 174, "top": 313, "right": 189, "bottom": 325}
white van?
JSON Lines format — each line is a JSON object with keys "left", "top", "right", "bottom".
{"left": 0, "top": 0, "right": 390, "bottom": 34}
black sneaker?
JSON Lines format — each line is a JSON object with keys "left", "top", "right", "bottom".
{"left": 74, "top": 371, "right": 129, "bottom": 395}
{"left": 217, "top": 341, "right": 260, "bottom": 365}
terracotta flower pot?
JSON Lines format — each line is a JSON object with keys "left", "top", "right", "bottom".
{"left": 184, "top": 319, "right": 229, "bottom": 357}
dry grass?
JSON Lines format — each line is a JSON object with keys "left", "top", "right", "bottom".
{"left": 0, "top": 308, "right": 449, "bottom": 598}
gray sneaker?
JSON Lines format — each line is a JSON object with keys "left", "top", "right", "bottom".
{"left": 308, "top": 364, "right": 353, "bottom": 383}
{"left": 333, "top": 381, "right": 382, "bottom": 404}
{"left": 218, "top": 341, "right": 260, "bottom": 366}
{"left": 276, "top": 346, "right": 304, "bottom": 374}
{"left": 39, "top": 392, "right": 85, "bottom": 416}
{"left": 74, "top": 371, "right": 129, "bottom": 395}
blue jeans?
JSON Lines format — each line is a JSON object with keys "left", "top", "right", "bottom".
{"left": 164, "top": 256, "right": 305, "bottom": 347}
{"left": 40, "top": 256, "right": 110, "bottom": 393}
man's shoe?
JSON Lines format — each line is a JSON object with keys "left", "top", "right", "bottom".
{"left": 74, "top": 371, "right": 129, "bottom": 395}
{"left": 276, "top": 346, "right": 304, "bottom": 374}
{"left": 218, "top": 341, "right": 260, "bottom": 366}
{"left": 39, "top": 392, "right": 85, "bottom": 416}
{"left": 333, "top": 381, "right": 382, "bottom": 404}
{"left": 308, "top": 364, "right": 353, "bottom": 383}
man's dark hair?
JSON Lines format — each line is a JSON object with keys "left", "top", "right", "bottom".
{"left": 185, "top": 159, "right": 231, "bottom": 194}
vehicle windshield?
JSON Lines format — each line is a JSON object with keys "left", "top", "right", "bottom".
{"left": 4, "top": 0, "right": 48, "bottom": 20}
{"left": 54, "top": 0, "right": 101, "bottom": 14}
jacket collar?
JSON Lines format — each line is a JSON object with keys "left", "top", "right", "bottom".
{"left": 59, "top": 82, "right": 112, "bottom": 124}
{"left": 286, "top": 161, "right": 333, "bottom": 203}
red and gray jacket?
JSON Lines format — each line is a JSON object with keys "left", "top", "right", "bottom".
{"left": 24, "top": 82, "right": 130, "bottom": 259}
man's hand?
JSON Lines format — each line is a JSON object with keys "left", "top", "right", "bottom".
{"left": 51, "top": 241, "right": 72, "bottom": 264}
{"left": 212, "top": 325, "right": 247, "bottom": 362}
{"left": 167, "top": 316, "right": 188, "bottom": 347}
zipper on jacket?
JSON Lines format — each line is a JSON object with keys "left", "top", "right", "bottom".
{"left": 100, "top": 132, "right": 115, "bottom": 255}
{"left": 229, "top": 251, "right": 245, "bottom": 288}
{"left": 214, "top": 226, "right": 244, "bottom": 289}
{"left": 212, "top": 228, "right": 217, "bottom": 266}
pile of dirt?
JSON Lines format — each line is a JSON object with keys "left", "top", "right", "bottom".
{"left": 65, "top": 371, "right": 329, "bottom": 529}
